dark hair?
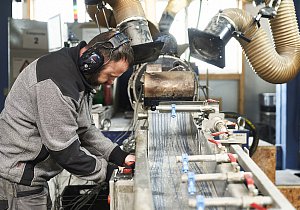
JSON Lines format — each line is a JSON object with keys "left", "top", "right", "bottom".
{"left": 87, "top": 30, "right": 134, "bottom": 67}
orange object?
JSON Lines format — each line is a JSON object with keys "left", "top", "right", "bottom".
{"left": 123, "top": 168, "right": 133, "bottom": 174}
{"left": 208, "top": 138, "right": 221, "bottom": 147}
{"left": 104, "top": 84, "right": 112, "bottom": 105}
{"left": 227, "top": 153, "right": 237, "bottom": 163}
{"left": 250, "top": 203, "right": 267, "bottom": 210}
{"left": 107, "top": 195, "right": 111, "bottom": 205}
{"left": 211, "top": 131, "right": 228, "bottom": 137}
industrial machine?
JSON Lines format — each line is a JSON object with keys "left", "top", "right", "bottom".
{"left": 108, "top": 56, "right": 294, "bottom": 210}
{"left": 82, "top": 0, "right": 298, "bottom": 209}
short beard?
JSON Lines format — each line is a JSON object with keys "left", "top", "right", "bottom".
{"left": 84, "top": 71, "right": 101, "bottom": 87}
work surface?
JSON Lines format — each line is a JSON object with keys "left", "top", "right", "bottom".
{"left": 148, "top": 112, "right": 218, "bottom": 210}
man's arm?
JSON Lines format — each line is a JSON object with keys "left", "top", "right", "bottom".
{"left": 35, "top": 80, "right": 110, "bottom": 182}
{"left": 79, "top": 125, "right": 129, "bottom": 165}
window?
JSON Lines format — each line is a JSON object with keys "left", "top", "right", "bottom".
{"left": 31, "top": 0, "right": 90, "bottom": 23}
{"left": 12, "top": 1, "right": 23, "bottom": 19}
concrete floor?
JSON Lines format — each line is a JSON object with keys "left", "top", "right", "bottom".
{"left": 276, "top": 169, "right": 300, "bottom": 186}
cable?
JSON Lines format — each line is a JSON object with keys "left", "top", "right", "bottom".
{"left": 114, "top": 120, "right": 134, "bottom": 144}
{"left": 195, "top": 0, "right": 203, "bottom": 29}
{"left": 53, "top": 176, "right": 62, "bottom": 210}
{"left": 221, "top": 111, "right": 259, "bottom": 157}
{"left": 97, "top": 1, "right": 110, "bottom": 30}
{"left": 61, "top": 183, "right": 108, "bottom": 210}
{"left": 187, "top": 0, "right": 203, "bottom": 62}
{"left": 67, "top": 174, "right": 72, "bottom": 186}
{"left": 199, "top": 84, "right": 208, "bottom": 100}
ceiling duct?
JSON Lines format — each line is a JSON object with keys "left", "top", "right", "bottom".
{"left": 188, "top": 15, "right": 235, "bottom": 68}
{"left": 189, "top": 0, "right": 300, "bottom": 84}
{"left": 85, "top": 0, "right": 163, "bottom": 64}
{"left": 158, "top": 0, "right": 193, "bottom": 33}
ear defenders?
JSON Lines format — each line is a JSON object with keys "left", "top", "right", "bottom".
{"left": 79, "top": 32, "right": 130, "bottom": 74}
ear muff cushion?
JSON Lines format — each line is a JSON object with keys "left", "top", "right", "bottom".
{"left": 79, "top": 49, "right": 104, "bottom": 74}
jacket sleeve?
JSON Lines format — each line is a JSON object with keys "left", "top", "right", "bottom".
{"left": 35, "top": 79, "right": 108, "bottom": 182}
{"left": 79, "top": 125, "right": 129, "bottom": 166}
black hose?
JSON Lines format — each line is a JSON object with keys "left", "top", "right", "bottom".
{"left": 221, "top": 111, "right": 259, "bottom": 157}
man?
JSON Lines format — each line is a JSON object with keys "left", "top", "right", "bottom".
{"left": 0, "top": 30, "right": 135, "bottom": 209}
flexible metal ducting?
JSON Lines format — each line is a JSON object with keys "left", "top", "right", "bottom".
{"left": 191, "top": 0, "right": 300, "bottom": 84}
{"left": 159, "top": 0, "right": 193, "bottom": 32}
{"left": 85, "top": 0, "right": 165, "bottom": 64}
{"left": 86, "top": 0, "right": 153, "bottom": 45}
{"left": 164, "top": 0, "right": 193, "bottom": 18}
{"left": 86, "top": 4, "right": 117, "bottom": 27}
{"left": 86, "top": 2, "right": 160, "bottom": 38}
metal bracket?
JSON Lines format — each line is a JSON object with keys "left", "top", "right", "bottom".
{"left": 196, "top": 195, "right": 205, "bottom": 210}
{"left": 182, "top": 153, "right": 189, "bottom": 173}
{"left": 188, "top": 172, "right": 196, "bottom": 195}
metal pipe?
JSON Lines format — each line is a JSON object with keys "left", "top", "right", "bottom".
{"left": 188, "top": 196, "right": 273, "bottom": 208}
{"left": 156, "top": 104, "right": 215, "bottom": 112}
{"left": 181, "top": 171, "right": 251, "bottom": 182}
{"left": 176, "top": 154, "right": 238, "bottom": 163}
{"left": 155, "top": 101, "right": 219, "bottom": 113}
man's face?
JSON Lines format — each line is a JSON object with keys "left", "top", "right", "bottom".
{"left": 87, "top": 59, "right": 129, "bottom": 86}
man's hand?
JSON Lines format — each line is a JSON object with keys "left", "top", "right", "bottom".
{"left": 124, "top": 154, "right": 135, "bottom": 165}
{"left": 122, "top": 154, "right": 135, "bottom": 174}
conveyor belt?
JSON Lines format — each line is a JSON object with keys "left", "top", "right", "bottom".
{"left": 148, "top": 112, "right": 218, "bottom": 210}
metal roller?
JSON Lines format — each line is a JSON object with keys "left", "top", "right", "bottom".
{"left": 143, "top": 71, "right": 197, "bottom": 107}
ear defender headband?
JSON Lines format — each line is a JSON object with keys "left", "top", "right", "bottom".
{"left": 79, "top": 32, "right": 130, "bottom": 74}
